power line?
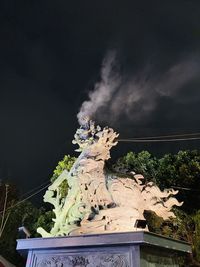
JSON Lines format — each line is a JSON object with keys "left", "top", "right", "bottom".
{"left": 20, "top": 180, "right": 50, "bottom": 199}
{"left": 118, "top": 137, "right": 200, "bottom": 143}
{"left": 17, "top": 182, "right": 50, "bottom": 204}
{"left": 0, "top": 182, "right": 51, "bottom": 214}
{"left": 172, "top": 186, "right": 200, "bottom": 192}
{"left": 118, "top": 132, "right": 200, "bottom": 142}
{"left": 125, "top": 132, "right": 200, "bottom": 140}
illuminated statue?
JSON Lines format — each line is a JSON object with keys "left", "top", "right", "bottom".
{"left": 37, "top": 118, "right": 182, "bottom": 237}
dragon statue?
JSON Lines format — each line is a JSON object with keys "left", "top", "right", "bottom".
{"left": 37, "top": 118, "right": 182, "bottom": 237}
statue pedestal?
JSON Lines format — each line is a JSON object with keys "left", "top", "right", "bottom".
{"left": 17, "top": 231, "right": 191, "bottom": 267}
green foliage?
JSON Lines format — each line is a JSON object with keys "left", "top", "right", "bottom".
{"left": 113, "top": 151, "right": 157, "bottom": 183}
{"left": 51, "top": 155, "right": 76, "bottom": 198}
{"left": 144, "top": 211, "right": 164, "bottom": 235}
{"left": 156, "top": 150, "right": 200, "bottom": 212}
{"left": 145, "top": 209, "right": 200, "bottom": 266}
{"left": 113, "top": 150, "right": 200, "bottom": 213}
{"left": 33, "top": 209, "right": 55, "bottom": 237}
{"left": 51, "top": 155, "right": 76, "bottom": 182}
{"left": 156, "top": 150, "right": 200, "bottom": 188}
{"left": 156, "top": 153, "right": 177, "bottom": 188}
{"left": 192, "top": 211, "right": 200, "bottom": 263}
{"left": 160, "top": 209, "right": 194, "bottom": 242}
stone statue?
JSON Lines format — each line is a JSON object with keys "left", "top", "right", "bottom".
{"left": 37, "top": 118, "right": 182, "bottom": 237}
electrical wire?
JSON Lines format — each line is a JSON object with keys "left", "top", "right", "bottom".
{"left": 20, "top": 180, "right": 50, "bottom": 199}
{"left": 118, "top": 131, "right": 200, "bottom": 142}
{"left": 171, "top": 186, "right": 200, "bottom": 192}
{"left": 0, "top": 182, "right": 51, "bottom": 214}
{"left": 124, "top": 132, "right": 200, "bottom": 140}
{"left": 118, "top": 137, "right": 200, "bottom": 142}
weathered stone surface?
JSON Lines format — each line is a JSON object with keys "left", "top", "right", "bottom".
{"left": 35, "top": 253, "right": 129, "bottom": 267}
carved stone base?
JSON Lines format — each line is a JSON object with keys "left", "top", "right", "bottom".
{"left": 17, "top": 231, "right": 191, "bottom": 267}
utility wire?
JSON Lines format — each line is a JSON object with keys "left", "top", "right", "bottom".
{"left": 17, "top": 182, "right": 50, "bottom": 203}
{"left": 118, "top": 137, "right": 200, "bottom": 143}
{"left": 172, "top": 186, "right": 200, "bottom": 192}
{"left": 20, "top": 180, "right": 50, "bottom": 199}
{"left": 125, "top": 132, "right": 200, "bottom": 140}
{"left": 118, "top": 131, "right": 200, "bottom": 142}
{"left": 0, "top": 182, "right": 50, "bottom": 215}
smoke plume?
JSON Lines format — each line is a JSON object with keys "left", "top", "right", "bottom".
{"left": 77, "top": 51, "right": 200, "bottom": 125}
{"left": 77, "top": 51, "right": 121, "bottom": 124}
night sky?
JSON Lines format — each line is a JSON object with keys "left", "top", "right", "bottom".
{"left": 1, "top": 0, "right": 200, "bottom": 199}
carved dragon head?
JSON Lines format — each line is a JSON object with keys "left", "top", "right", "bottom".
{"left": 72, "top": 119, "right": 118, "bottom": 158}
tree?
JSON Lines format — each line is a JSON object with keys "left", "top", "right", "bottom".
{"left": 0, "top": 180, "right": 43, "bottom": 266}
{"left": 113, "top": 151, "right": 158, "bottom": 183}
{"left": 0, "top": 199, "right": 40, "bottom": 266}
{"left": 192, "top": 210, "right": 200, "bottom": 264}
{"left": 113, "top": 150, "right": 200, "bottom": 213}
{"left": 51, "top": 154, "right": 76, "bottom": 182}
{"left": 0, "top": 184, "right": 10, "bottom": 239}
{"left": 113, "top": 150, "right": 200, "bottom": 266}
{"left": 156, "top": 150, "right": 200, "bottom": 213}
{"left": 51, "top": 155, "right": 76, "bottom": 198}
{"left": 33, "top": 210, "right": 55, "bottom": 237}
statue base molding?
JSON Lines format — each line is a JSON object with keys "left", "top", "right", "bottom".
{"left": 17, "top": 231, "right": 191, "bottom": 267}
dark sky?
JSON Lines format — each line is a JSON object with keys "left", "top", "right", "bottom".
{"left": 0, "top": 0, "right": 200, "bottom": 198}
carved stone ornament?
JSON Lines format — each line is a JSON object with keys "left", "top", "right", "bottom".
{"left": 36, "top": 253, "right": 129, "bottom": 267}
{"left": 37, "top": 118, "right": 183, "bottom": 237}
